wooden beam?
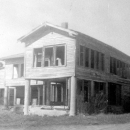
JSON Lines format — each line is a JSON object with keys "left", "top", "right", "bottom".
{"left": 24, "top": 80, "right": 30, "bottom": 115}
{"left": 69, "top": 76, "right": 77, "bottom": 116}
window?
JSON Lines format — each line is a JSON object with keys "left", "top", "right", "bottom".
{"left": 85, "top": 48, "right": 89, "bottom": 67}
{"left": 80, "top": 45, "right": 84, "bottom": 66}
{"left": 13, "top": 64, "right": 24, "bottom": 78}
{"left": 44, "top": 47, "right": 54, "bottom": 66}
{"left": 96, "top": 51, "right": 100, "bottom": 69}
{"left": 56, "top": 46, "right": 65, "bottom": 66}
{"left": 44, "top": 45, "right": 65, "bottom": 67}
{"left": 101, "top": 53, "right": 104, "bottom": 71}
{"left": 91, "top": 50, "right": 94, "bottom": 69}
{"left": 33, "top": 48, "right": 42, "bottom": 67}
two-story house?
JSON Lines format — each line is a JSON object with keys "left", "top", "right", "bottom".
{"left": 1, "top": 22, "right": 130, "bottom": 116}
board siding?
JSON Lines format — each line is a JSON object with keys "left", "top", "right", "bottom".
{"left": 25, "top": 32, "right": 76, "bottom": 79}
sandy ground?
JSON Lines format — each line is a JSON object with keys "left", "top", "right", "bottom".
{"left": 0, "top": 123, "right": 130, "bottom": 130}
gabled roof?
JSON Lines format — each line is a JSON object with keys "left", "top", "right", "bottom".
{"left": 18, "top": 22, "right": 78, "bottom": 45}
{"left": 18, "top": 22, "right": 130, "bottom": 64}
{"left": 0, "top": 53, "right": 24, "bottom": 60}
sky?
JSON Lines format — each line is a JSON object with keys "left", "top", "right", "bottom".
{"left": 0, "top": 0, "right": 130, "bottom": 57}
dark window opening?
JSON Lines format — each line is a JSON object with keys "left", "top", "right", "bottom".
{"left": 80, "top": 45, "right": 84, "bottom": 66}
{"left": 108, "top": 83, "right": 121, "bottom": 106}
{"left": 44, "top": 47, "right": 54, "bottom": 67}
{"left": 56, "top": 46, "right": 65, "bottom": 66}
{"left": 96, "top": 51, "right": 100, "bottom": 69}
{"left": 85, "top": 48, "right": 89, "bottom": 67}
{"left": 101, "top": 53, "right": 104, "bottom": 71}
{"left": 33, "top": 48, "right": 42, "bottom": 67}
{"left": 91, "top": 50, "right": 94, "bottom": 69}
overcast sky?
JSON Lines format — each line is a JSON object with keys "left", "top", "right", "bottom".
{"left": 0, "top": 0, "right": 130, "bottom": 57}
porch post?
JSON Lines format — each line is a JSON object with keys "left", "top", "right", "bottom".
{"left": 46, "top": 80, "right": 50, "bottom": 105}
{"left": 43, "top": 81, "right": 46, "bottom": 105}
{"left": 4, "top": 86, "right": 9, "bottom": 109}
{"left": 24, "top": 80, "right": 30, "bottom": 115}
{"left": 67, "top": 78, "right": 71, "bottom": 108}
{"left": 69, "top": 76, "right": 77, "bottom": 116}
{"left": 8, "top": 87, "right": 10, "bottom": 107}
{"left": 91, "top": 80, "right": 94, "bottom": 97}
{"left": 14, "top": 87, "right": 16, "bottom": 106}
{"left": 37, "top": 86, "right": 41, "bottom": 105}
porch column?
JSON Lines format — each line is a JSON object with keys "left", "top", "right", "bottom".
{"left": 4, "top": 86, "right": 9, "bottom": 109}
{"left": 37, "top": 86, "right": 41, "bottom": 105}
{"left": 46, "top": 80, "right": 50, "bottom": 105}
{"left": 8, "top": 87, "right": 10, "bottom": 107}
{"left": 24, "top": 80, "right": 30, "bottom": 115}
{"left": 67, "top": 78, "right": 71, "bottom": 108}
{"left": 14, "top": 88, "right": 16, "bottom": 106}
{"left": 91, "top": 80, "right": 94, "bottom": 97}
{"left": 69, "top": 76, "right": 77, "bottom": 116}
{"left": 43, "top": 81, "right": 46, "bottom": 105}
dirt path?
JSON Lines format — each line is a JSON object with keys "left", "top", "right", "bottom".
{"left": 0, "top": 123, "right": 130, "bottom": 130}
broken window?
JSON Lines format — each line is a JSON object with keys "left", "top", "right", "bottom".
{"left": 56, "top": 46, "right": 65, "bottom": 66}
{"left": 91, "top": 49, "right": 94, "bottom": 69}
{"left": 33, "top": 48, "right": 42, "bottom": 67}
{"left": 44, "top": 45, "right": 65, "bottom": 67}
{"left": 44, "top": 47, "right": 54, "bottom": 66}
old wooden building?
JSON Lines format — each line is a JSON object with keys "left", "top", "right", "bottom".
{"left": 1, "top": 22, "right": 130, "bottom": 116}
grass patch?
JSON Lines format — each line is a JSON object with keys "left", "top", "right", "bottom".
{"left": 0, "top": 110, "right": 130, "bottom": 128}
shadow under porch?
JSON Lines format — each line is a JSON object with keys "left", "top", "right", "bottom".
{"left": 24, "top": 77, "right": 73, "bottom": 116}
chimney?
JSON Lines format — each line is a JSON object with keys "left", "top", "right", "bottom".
{"left": 61, "top": 22, "right": 68, "bottom": 29}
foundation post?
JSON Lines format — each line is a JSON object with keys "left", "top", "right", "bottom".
{"left": 69, "top": 76, "right": 77, "bottom": 116}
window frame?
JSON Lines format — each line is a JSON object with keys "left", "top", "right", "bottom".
{"left": 43, "top": 44, "right": 66, "bottom": 67}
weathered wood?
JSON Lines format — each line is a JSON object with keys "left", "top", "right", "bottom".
{"left": 24, "top": 80, "right": 30, "bottom": 115}
{"left": 25, "top": 33, "right": 76, "bottom": 79}
{"left": 69, "top": 76, "right": 77, "bottom": 116}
